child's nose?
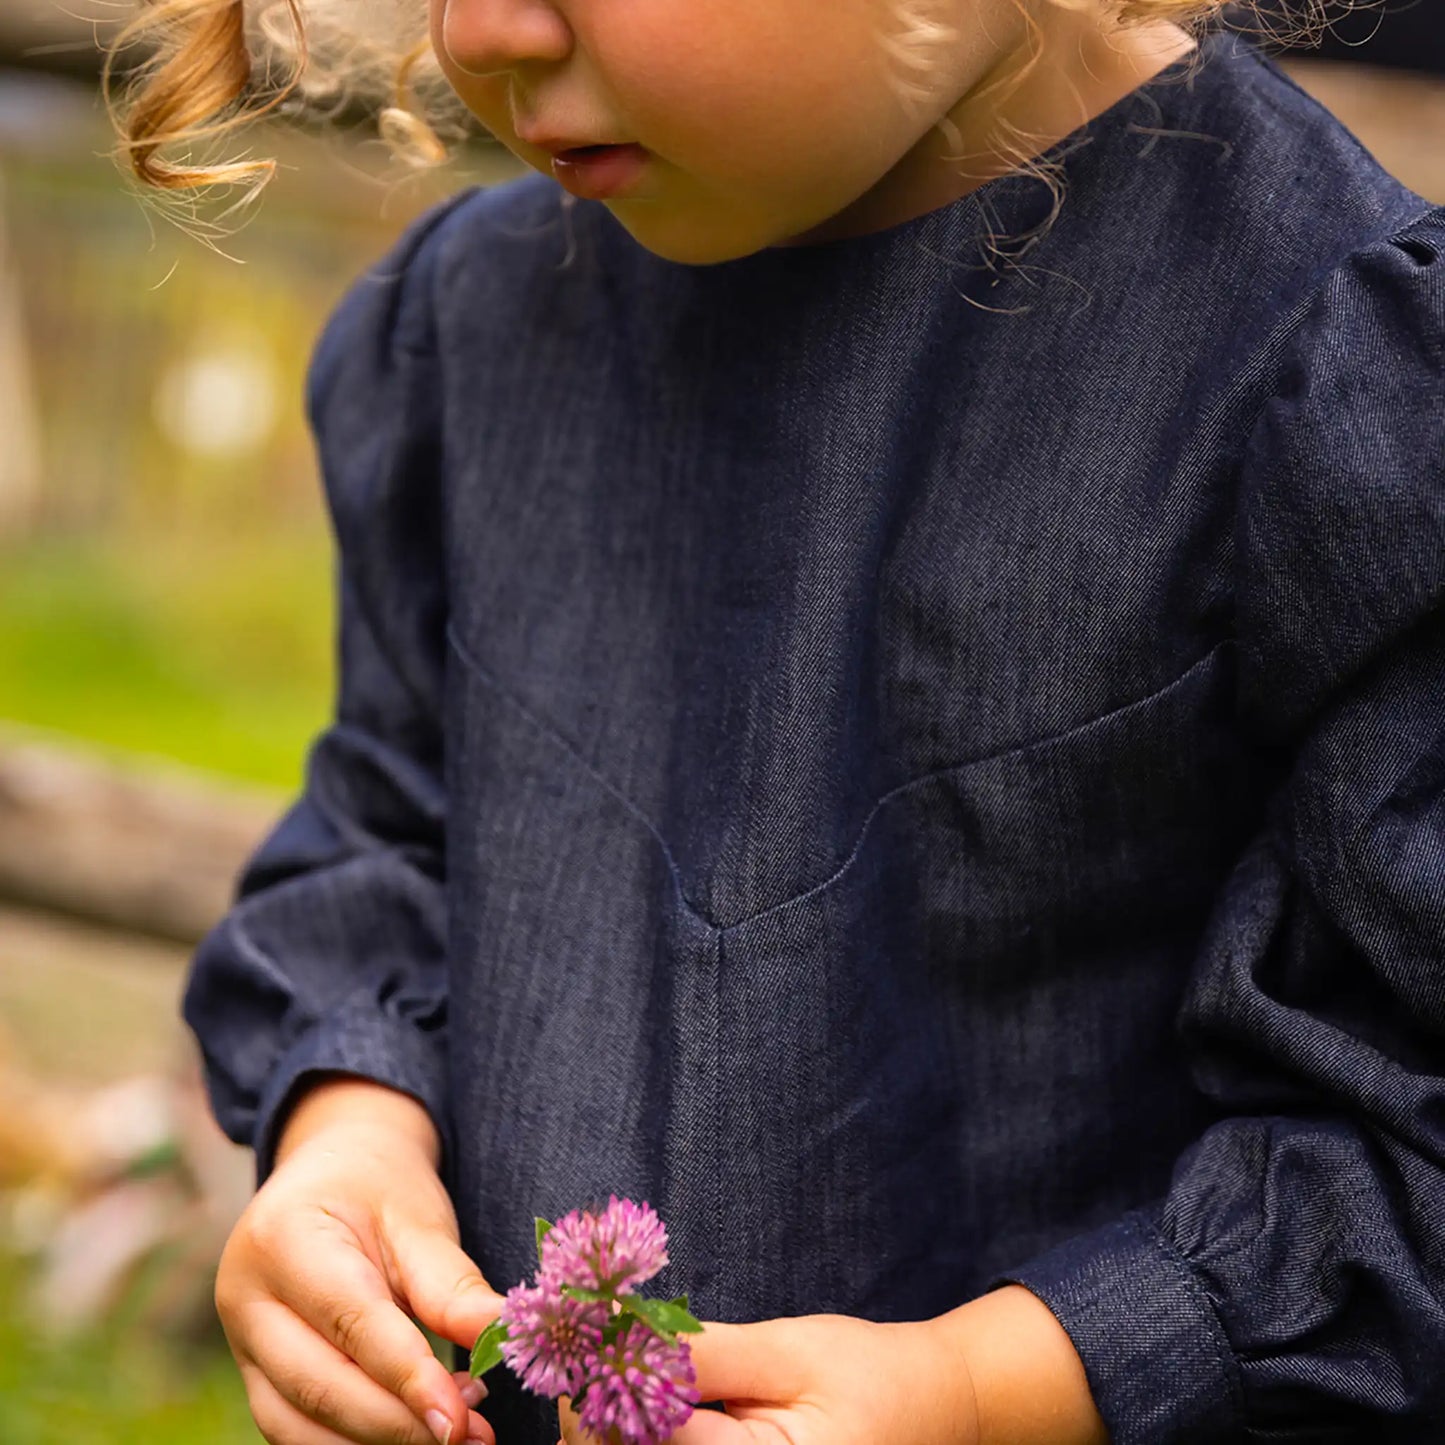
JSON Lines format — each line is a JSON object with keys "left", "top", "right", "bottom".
{"left": 439, "top": 0, "right": 572, "bottom": 77}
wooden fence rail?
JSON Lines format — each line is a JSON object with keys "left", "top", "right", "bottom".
{"left": 0, "top": 724, "right": 278, "bottom": 944}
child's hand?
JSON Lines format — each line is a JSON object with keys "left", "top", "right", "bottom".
{"left": 215, "top": 1080, "right": 506, "bottom": 1445}
{"left": 559, "top": 1286, "right": 1111, "bottom": 1445}
{"left": 557, "top": 1312, "right": 979, "bottom": 1445}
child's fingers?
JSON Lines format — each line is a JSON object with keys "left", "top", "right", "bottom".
{"left": 561, "top": 1395, "right": 744, "bottom": 1445}
{"left": 557, "top": 1394, "right": 625, "bottom": 1445}
{"left": 241, "top": 1297, "right": 487, "bottom": 1445}
{"left": 558, "top": 1393, "right": 578, "bottom": 1444}
{"left": 241, "top": 1362, "right": 377, "bottom": 1445}
{"left": 386, "top": 1218, "right": 507, "bottom": 1347}
{"left": 684, "top": 1319, "right": 803, "bottom": 1404}
{"left": 451, "top": 1368, "right": 489, "bottom": 1408}
{"left": 241, "top": 1357, "right": 491, "bottom": 1445}
{"left": 667, "top": 1407, "right": 748, "bottom": 1445}
{"left": 261, "top": 1231, "right": 473, "bottom": 1444}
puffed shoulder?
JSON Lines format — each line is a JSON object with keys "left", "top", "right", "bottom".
{"left": 297, "top": 185, "right": 530, "bottom": 711}
{"left": 1234, "top": 203, "right": 1445, "bottom": 747}
{"left": 302, "top": 184, "right": 483, "bottom": 426}
{"left": 297, "top": 179, "right": 567, "bottom": 570}
{"left": 302, "top": 174, "right": 563, "bottom": 421}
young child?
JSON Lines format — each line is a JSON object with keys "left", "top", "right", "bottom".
{"left": 108, "top": 0, "right": 1445, "bottom": 1442}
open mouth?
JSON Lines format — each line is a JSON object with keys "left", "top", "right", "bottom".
{"left": 548, "top": 144, "right": 649, "bottom": 199}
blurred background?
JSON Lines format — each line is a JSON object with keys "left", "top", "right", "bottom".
{"left": 0, "top": 0, "right": 1440, "bottom": 1440}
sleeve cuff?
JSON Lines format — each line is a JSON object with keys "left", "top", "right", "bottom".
{"left": 251, "top": 987, "right": 453, "bottom": 1191}
{"left": 982, "top": 1206, "right": 1244, "bottom": 1445}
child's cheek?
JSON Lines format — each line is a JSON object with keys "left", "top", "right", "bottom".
{"left": 632, "top": 0, "right": 901, "bottom": 196}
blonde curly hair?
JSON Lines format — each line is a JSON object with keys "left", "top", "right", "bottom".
{"left": 100, "top": 0, "right": 1348, "bottom": 228}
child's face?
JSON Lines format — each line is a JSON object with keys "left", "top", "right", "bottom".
{"left": 429, "top": 0, "right": 1036, "bottom": 262}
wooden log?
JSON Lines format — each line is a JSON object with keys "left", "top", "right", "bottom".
{"left": 0, "top": 725, "right": 282, "bottom": 944}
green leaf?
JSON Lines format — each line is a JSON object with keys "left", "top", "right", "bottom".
{"left": 469, "top": 1318, "right": 509, "bottom": 1378}
{"left": 668, "top": 1295, "right": 690, "bottom": 1312}
{"left": 560, "top": 1285, "right": 609, "bottom": 1303}
{"left": 535, "top": 1217, "right": 554, "bottom": 1264}
{"left": 617, "top": 1294, "right": 704, "bottom": 1344}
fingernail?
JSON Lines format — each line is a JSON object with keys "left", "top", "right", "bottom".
{"left": 426, "top": 1408, "right": 454, "bottom": 1445}
{"left": 451, "top": 1368, "right": 488, "bottom": 1405}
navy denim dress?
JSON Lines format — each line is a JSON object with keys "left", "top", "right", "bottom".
{"left": 183, "top": 28, "right": 1445, "bottom": 1444}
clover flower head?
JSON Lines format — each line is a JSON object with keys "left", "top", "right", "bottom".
{"left": 498, "top": 1278, "right": 607, "bottom": 1399}
{"left": 576, "top": 1319, "right": 700, "bottom": 1445}
{"left": 541, "top": 1195, "right": 670, "bottom": 1294}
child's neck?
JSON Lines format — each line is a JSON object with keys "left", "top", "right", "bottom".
{"left": 783, "top": 10, "right": 1198, "bottom": 247}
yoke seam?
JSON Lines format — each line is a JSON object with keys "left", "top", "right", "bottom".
{"left": 445, "top": 622, "right": 1230, "bottom": 935}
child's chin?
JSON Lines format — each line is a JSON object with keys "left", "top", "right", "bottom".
{"left": 607, "top": 210, "right": 778, "bottom": 268}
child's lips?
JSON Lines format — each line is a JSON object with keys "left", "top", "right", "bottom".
{"left": 548, "top": 144, "right": 650, "bottom": 200}
{"left": 516, "top": 125, "right": 634, "bottom": 156}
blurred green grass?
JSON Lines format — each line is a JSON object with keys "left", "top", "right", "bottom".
{"left": 0, "top": 530, "right": 334, "bottom": 790}
{"left": 0, "top": 1248, "right": 264, "bottom": 1445}
{"left": 0, "top": 1245, "right": 463, "bottom": 1444}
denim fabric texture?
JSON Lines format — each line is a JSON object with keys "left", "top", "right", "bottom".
{"left": 182, "top": 28, "right": 1445, "bottom": 1445}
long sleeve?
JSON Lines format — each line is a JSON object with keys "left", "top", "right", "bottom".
{"left": 182, "top": 188, "right": 478, "bottom": 1190}
{"left": 984, "top": 205, "right": 1445, "bottom": 1441}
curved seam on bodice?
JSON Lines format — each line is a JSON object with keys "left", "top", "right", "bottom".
{"left": 445, "top": 623, "right": 1232, "bottom": 935}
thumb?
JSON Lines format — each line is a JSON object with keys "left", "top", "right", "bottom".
{"left": 391, "top": 1222, "right": 507, "bottom": 1348}
{"left": 685, "top": 1319, "right": 802, "bottom": 1404}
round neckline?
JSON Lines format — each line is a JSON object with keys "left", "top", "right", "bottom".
{"left": 686, "top": 27, "right": 1229, "bottom": 274}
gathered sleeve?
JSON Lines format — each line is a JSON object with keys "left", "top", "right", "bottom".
{"left": 182, "top": 189, "right": 477, "bottom": 1190}
{"left": 984, "top": 206, "right": 1445, "bottom": 1441}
